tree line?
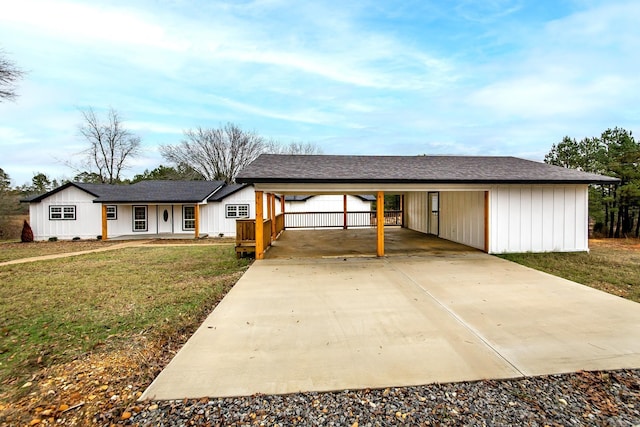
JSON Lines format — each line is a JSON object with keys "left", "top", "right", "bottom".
{"left": 545, "top": 127, "right": 640, "bottom": 238}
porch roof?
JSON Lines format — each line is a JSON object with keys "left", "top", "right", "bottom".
{"left": 93, "top": 180, "right": 224, "bottom": 203}
{"left": 236, "top": 154, "right": 620, "bottom": 185}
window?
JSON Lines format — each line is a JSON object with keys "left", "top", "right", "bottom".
{"left": 106, "top": 205, "right": 117, "bottom": 220}
{"left": 226, "top": 204, "right": 249, "bottom": 218}
{"left": 49, "top": 205, "right": 76, "bottom": 220}
{"left": 133, "top": 206, "right": 147, "bottom": 231}
{"left": 183, "top": 205, "right": 195, "bottom": 230}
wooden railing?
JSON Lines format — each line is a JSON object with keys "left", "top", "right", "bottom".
{"left": 262, "top": 219, "right": 272, "bottom": 250}
{"left": 235, "top": 218, "right": 273, "bottom": 257}
{"left": 275, "top": 213, "right": 285, "bottom": 235}
{"left": 284, "top": 210, "right": 403, "bottom": 229}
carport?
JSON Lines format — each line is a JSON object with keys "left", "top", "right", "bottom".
{"left": 236, "top": 154, "right": 619, "bottom": 258}
{"left": 266, "top": 228, "right": 477, "bottom": 259}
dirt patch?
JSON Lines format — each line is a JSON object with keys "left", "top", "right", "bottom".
{"left": 145, "top": 237, "right": 235, "bottom": 245}
{"left": 591, "top": 238, "right": 640, "bottom": 251}
{"left": 0, "top": 335, "right": 181, "bottom": 426}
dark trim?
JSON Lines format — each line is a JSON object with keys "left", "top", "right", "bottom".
{"left": 49, "top": 205, "right": 76, "bottom": 220}
{"left": 132, "top": 205, "right": 148, "bottom": 232}
{"left": 92, "top": 198, "right": 206, "bottom": 204}
{"left": 26, "top": 182, "right": 101, "bottom": 203}
{"left": 208, "top": 183, "right": 250, "bottom": 202}
{"left": 237, "top": 177, "right": 620, "bottom": 185}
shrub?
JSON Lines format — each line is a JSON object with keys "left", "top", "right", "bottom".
{"left": 21, "top": 220, "right": 34, "bottom": 243}
{"left": 48, "top": 237, "right": 58, "bottom": 242}
{"left": 72, "top": 236, "right": 81, "bottom": 241}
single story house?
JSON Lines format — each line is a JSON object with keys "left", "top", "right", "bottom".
{"left": 23, "top": 180, "right": 374, "bottom": 240}
{"left": 235, "top": 154, "right": 620, "bottom": 258}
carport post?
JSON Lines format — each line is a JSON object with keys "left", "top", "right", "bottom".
{"left": 343, "top": 195, "right": 347, "bottom": 229}
{"left": 269, "top": 193, "right": 276, "bottom": 239}
{"left": 101, "top": 204, "right": 107, "bottom": 241}
{"left": 376, "top": 191, "right": 384, "bottom": 256}
{"left": 194, "top": 204, "right": 200, "bottom": 239}
{"left": 255, "top": 190, "right": 264, "bottom": 260}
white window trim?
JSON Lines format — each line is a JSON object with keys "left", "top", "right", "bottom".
{"left": 49, "top": 205, "right": 76, "bottom": 220}
{"left": 106, "top": 205, "right": 117, "bottom": 220}
{"left": 226, "top": 204, "right": 250, "bottom": 218}
{"left": 133, "top": 206, "right": 148, "bottom": 232}
{"left": 182, "top": 205, "right": 196, "bottom": 231}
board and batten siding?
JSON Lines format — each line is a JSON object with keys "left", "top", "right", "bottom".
{"left": 29, "top": 186, "right": 102, "bottom": 240}
{"left": 404, "top": 192, "right": 429, "bottom": 234}
{"left": 490, "top": 184, "right": 588, "bottom": 253}
{"left": 439, "top": 191, "right": 485, "bottom": 250}
{"left": 204, "top": 186, "right": 272, "bottom": 237}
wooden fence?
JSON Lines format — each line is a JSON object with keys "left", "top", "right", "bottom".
{"left": 235, "top": 218, "right": 274, "bottom": 257}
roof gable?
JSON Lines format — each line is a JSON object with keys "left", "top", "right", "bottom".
{"left": 22, "top": 182, "right": 119, "bottom": 203}
{"left": 236, "top": 154, "right": 620, "bottom": 185}
{"left": 207, "top": 183, "right": 251, "bottom": 202}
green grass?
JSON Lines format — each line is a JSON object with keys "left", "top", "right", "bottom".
{"left": 0, "top": 245, "right": 250, "bottom": 396}
{"left": 498, "top": 240, "right": 640, "bottom": 303}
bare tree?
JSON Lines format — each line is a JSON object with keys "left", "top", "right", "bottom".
{"left": 0, "top": 49, "right": 24, "bottom": 101}
{"left": 160, "top": 123, "right": 265, "bottom": 183}
{"left": 78, "top": 107, "right": 142, "bottom": 184}
{"left": 265, "top": 140, "right": 322, "bottom": 154}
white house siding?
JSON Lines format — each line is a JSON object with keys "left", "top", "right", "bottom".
{"left": 284, "top": 195, "right": 372, "bottom": 213}
{"left": 106, "top": 205, "right": 192, "bottom": 237}
{"left": 404, "top": 192, "right": 429, "bottom": 234}
{"left": 438, "top": 191, "right": 485, "bottom": 250}
{"left": 204, "top": 186, "right": 265, "bottom": 237}
{"left": 489, "top": 184, "right": 588, "bottom": 253}
{"left": 29, "top": 186, "right": 102, "bottom": 240}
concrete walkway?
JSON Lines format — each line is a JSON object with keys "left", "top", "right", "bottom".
{"left": 141, "top": 251, "right": 640, "bottom": 400}
{"left": 0, "top": 240, "right": 152, "bottom": 266}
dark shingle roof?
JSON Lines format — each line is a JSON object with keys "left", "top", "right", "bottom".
{"left": 94, "top": 181, "right": 224, "bottom": 203}
{"left": 25, "top": 181, "right": 225, "bottom": 204}
{"left": 236, "top": 154, "right": 620, "bottom": 184}
{"left": 207, "top": 183, "right": 249, "bottom": 202}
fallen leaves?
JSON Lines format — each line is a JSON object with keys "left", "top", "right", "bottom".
{"left": 0, "top": 334, "right": 182, "bottom": 426}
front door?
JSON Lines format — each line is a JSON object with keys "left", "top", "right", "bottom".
{"left": 428, "top": 192, "right": 439, "bottom": 235}
{"left": 157, "top": 205, "right": 173, "bottom": 233}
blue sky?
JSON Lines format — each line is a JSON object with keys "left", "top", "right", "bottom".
{"left": 1, "top": 0, "right": 638, "bottom": 186}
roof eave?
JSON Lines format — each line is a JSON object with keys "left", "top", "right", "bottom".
{"left": 92, "top": 199, "right": 206, "bottom": 204}
{"left": 237, "top": 177, "right": 620, "bottom": 185}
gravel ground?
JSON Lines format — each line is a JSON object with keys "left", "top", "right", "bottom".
{"left": 125, "top": 369, "right": 640, "bottom": 426}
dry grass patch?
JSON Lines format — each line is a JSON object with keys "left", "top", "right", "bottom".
{"left": 499, "top": 238, "right": 640, "bottom": 302}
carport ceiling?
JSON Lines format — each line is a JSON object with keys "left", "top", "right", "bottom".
{"left": 236, "top": 154, "right": 619, "bottom": 193}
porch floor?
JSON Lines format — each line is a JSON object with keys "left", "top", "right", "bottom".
{"left": 110, "top": 233, "right": 208, "bottom": 241}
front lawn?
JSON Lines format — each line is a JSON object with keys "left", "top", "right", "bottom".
{"left": 0, "top": 245, "right": 250, "bottom": 424}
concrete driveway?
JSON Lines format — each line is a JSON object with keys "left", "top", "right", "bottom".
{"left": 141, "top": 236, "right": 640, "bottom": 400}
